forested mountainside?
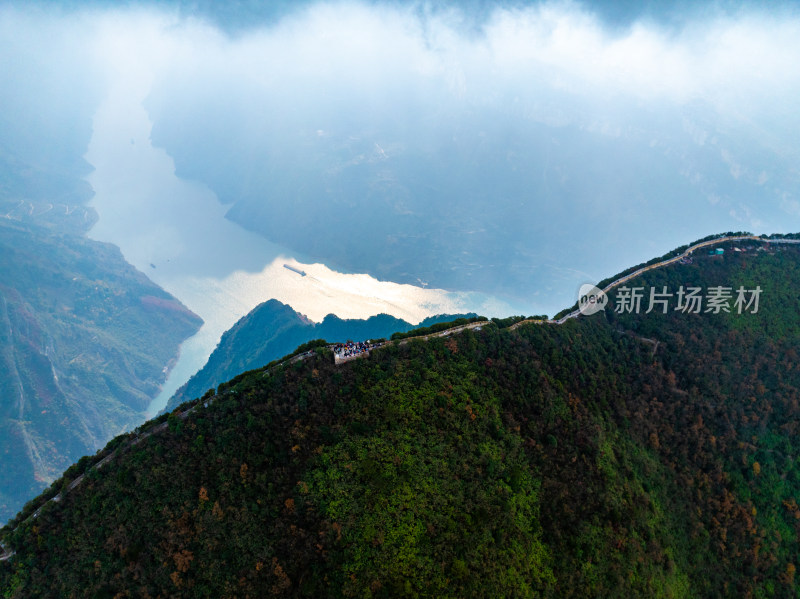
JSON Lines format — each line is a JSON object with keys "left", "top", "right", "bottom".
{"left": 3, "top": 239, "right": 800, "bottom": 597}
{"left": 0, "top": 218, "right": 202, "bottom": 525}
{"left": 166, "top": 299, "right": 475, "bottom": 412}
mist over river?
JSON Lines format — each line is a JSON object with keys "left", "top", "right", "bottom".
{"left": 84, "top": 77, "right": 524, "bottom": 417}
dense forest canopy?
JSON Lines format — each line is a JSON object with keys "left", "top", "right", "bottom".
{"left": 165, "top": 301, "right": 477, "bottom": 413}
{"left": 2, "top": 241, "right": 800, "bottom": 597}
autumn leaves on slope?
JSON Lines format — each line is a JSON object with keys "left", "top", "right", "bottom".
{"left": 3, "top": 245, "right": 800, "bottom": 597}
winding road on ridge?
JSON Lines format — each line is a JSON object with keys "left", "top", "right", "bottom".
{"left": 1, "top": 234, "right": 798, "bottom": 563}
{"left": 509, "top": 234, "right": 800, "bottom": 330}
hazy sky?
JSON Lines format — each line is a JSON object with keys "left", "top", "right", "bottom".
{"left": 4, "top": 0, "right": 799, "bottom": 189}
{"left": 2, "top": 0, "right": 800, "bottom": 310}
{"left": 6, "top": 1, "right": 796, "bottom": 125}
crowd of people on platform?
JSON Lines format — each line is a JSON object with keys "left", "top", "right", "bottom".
{"left": 333, "top": 340, "right": 382, "bottom": 359}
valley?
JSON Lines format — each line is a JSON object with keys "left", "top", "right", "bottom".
{"left": 2, "top": 2, "right": 800, "bottom": 595}
{"left": 84, "top": 76, "right": 526, "bottom": 415}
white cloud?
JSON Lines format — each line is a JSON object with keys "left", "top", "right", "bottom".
{"left": 4, "top": 1, "right": 798, "bottom": 132}
{"left": 3, "top": 0, "right": 800, "bottom": 226}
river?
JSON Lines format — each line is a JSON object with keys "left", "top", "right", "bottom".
{"left": 84, "top": 79, "right": 522, "bottom": 417}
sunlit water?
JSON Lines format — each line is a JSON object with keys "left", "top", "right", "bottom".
{"left": 85, "top": 80, "right": 523, "bottom": 418}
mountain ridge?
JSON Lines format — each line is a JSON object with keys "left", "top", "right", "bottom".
{"left": 165, "top": 300, "right": 479, "bottom": 412}
{"left": 3, "top": 235, "right": 800, "bottom": 596}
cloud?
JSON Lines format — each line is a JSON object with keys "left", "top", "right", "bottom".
{"left": 5, "top": 1, "right": 799, "bottom": 137}
{"left": 128, "top": 1, "right": 800, "bottom": 144}
{"left": 0, "top": 6, "right": 103, "bottom": 166}
{"left": 2, "top": 0, "right": 800, "bottom": 301}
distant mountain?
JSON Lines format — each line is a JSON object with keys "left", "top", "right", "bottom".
{"left": 5, "top": 238, "right": 800, "bottom": 596}
{"left": 0, "top": 218, "right": 202, "bottom": 524}
{"left": 144, "top": 7, "right": 799, "bottom": 310}
{"left": 165, "top": 299, "right": 475, "bottom": 411}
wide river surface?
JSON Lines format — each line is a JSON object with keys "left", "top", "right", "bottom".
{"left": 85, "top": 81, "right": 524, "bottom": 418}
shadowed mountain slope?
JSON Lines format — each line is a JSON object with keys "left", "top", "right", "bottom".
{"left": 2, "top": 239, "right": 800, "bottom": 597}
